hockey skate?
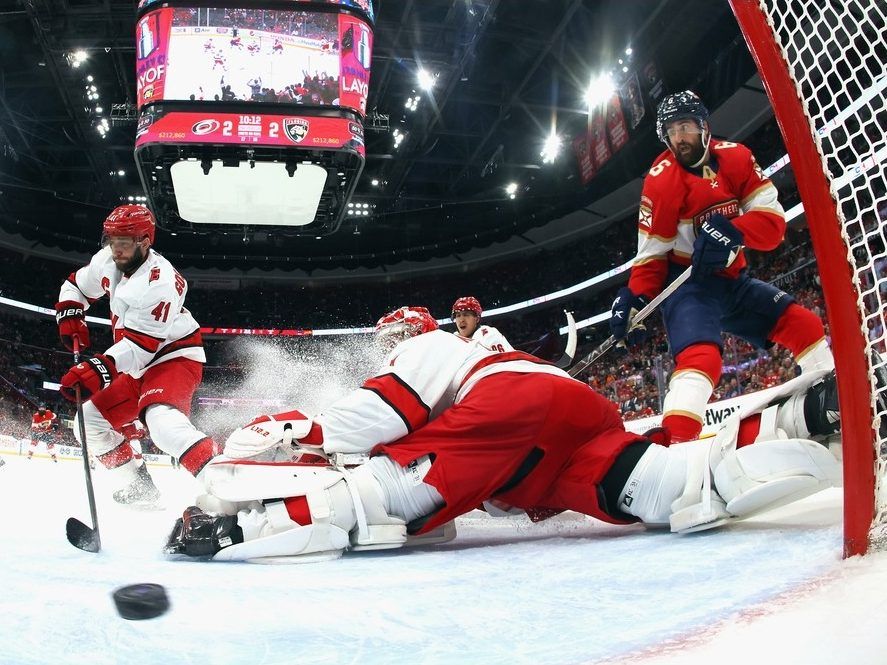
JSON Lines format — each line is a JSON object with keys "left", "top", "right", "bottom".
{"left": 113, "top": 463, "right": 161, "bottom": 506}
{"left": 803, "top": 371, "right": 841, "bottom": 439}
{"left": 805, "top": 360, "right": 887, "bottom": 448}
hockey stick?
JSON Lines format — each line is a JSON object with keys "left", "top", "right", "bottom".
{"left": 568, "top": 265, "right": 693, "bottom": 378}
{"left": 553, "top": 310, "right": 578, "bottom": 369}
{"left": 66, "top": 336, "right": 102, "bottom": 553}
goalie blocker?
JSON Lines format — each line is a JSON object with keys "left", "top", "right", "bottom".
{"left": 166, "top": 369, "right": 843, "bottom": 563}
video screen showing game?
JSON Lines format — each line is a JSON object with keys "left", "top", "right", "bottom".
{"left": 136, "top": 5, "right": 373, "bottom": 116}
{"left": 137, "top": 0, "right": 374, "bottom": 23}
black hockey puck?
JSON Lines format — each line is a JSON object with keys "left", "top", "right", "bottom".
{"left": 112, "top": 583, "right": 170, "bottom": 620}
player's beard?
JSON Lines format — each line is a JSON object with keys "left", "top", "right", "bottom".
{"left": 115, "top": 245, "right": 147, "bottom": 276}
{"left": 673, "top": 138, "right": 706, "bottom": 168}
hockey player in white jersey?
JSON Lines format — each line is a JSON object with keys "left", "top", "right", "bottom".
{"left": 164, "top": 306, "right": 845, "bottom": 563}
{"left": 55, "top": 204, "right": 220, "bottom": 504}
{"left": 451, "top": 296, "right": 512, "bottom": 352}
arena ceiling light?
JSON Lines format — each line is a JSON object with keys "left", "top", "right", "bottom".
{"left": 584, "top": 73, "right": 615, "bottom": 108}
{"left": 540, "top": 131, "right": 562, "bottom": 164}
{"left": 504, "top": 182, "right": 518, "bottom": 199}
{"left": 417, "top": 68, "right": 436, "bottom": 92}
{"left": 68, "top": 50, "right": 89, "bottom": 68}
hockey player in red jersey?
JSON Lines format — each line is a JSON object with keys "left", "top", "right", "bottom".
{"left": 55, "top": 204, "right": 220, "bottom": 505}
{"left": 610, "top": 91, "right": 833, "bottom": 442}
{"left": 451, "top": 296, "right": 513, "bottom": 352}
{"left": 165, "top": 306, "right": 843, "bottom": 562}
{"left": 28, "top": 406, "right": 58, "bottom": 462}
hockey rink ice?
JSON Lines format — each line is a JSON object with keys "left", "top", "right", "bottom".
{"left": 2, "top": 451, "right": 887, "bottom": 665}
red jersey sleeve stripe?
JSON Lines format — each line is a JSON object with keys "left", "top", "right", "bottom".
{"left": 361, "top": 373, "right": 430, "bottom": 433}
{"left": 122, "top": 327, "right": 163, "bottom": 353}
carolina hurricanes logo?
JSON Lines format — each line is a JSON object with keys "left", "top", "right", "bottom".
{"left": 149, "top": 267, "right": 161, "bottom": 283}
{"left": 191, "top": 119, "right": 221, "bottom": 135}
{"left": 283, "top": 118, "right": 309, "bottom": 143}
{"left": 101, "top": 276, "right": 110, "bottom": 293}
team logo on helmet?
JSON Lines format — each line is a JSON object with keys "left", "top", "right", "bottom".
{"left": 283, "top": 118, "right": 309, "bottom": 143}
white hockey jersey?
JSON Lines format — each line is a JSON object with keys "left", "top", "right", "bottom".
{"left": 456, "top": 324, "right": 513, "bottom": 352}
{"left": 314, "top": 329, "right": 568, "bottom": 454}
{"left": 59, "top": 246, "right": 205, "bottom": 378}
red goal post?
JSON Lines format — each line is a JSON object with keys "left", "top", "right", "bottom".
{"left": 730, "top": 0, "right": 886, "bottom": 556}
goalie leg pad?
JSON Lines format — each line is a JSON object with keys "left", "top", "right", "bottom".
{"left": 615, "top": 440, "right": 729, "bottom": 533}
{"left": 212, "top": 500, "right": 351, "bottom": 563}
{"left": 713, "top": 437, "right": 842, "bottom": 519}
{"left": 666, "top": 437, "right": 730, "bottom": 534}
{"left": 200, "top": 461, "right": 406, "bottom": 562}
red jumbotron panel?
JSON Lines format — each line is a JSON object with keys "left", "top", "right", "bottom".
{"left": 133, "top": 1, "right": 373, "bottom": 236}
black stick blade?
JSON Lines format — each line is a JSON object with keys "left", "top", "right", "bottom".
{"left": 66, "top": 517, "right": 101, "bottom": 553}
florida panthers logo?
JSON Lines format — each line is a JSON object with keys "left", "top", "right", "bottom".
{"left": 283, "top": 118, "right": 309, "bottom": 144}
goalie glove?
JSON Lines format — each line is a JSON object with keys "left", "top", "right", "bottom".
{"left": 609, "top": 287, "right": 650, "bottom": 346}
{"left": 55, "top": 300, "right": 90, "bottom": 352}
{"left": 59, "top": 354, "right": 117, "bottom": 402}
{"left": 223, "top": 410, "right": 326, "bottom": 462}
{"left": 691, "top": 213, "right": 744, "bottom": 279}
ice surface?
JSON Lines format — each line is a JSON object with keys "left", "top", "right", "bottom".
{"left": 2, "top": 452, "right": 886, "bottom": 665}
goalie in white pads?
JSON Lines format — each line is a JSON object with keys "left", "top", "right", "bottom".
{"left": 165, "top": 306, "right": 844, "bottom": 563}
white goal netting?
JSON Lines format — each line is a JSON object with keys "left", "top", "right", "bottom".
{"left": 752, "top": 0, "right": 886, "bottom": 545}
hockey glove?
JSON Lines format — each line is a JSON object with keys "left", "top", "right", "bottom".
{"left": 55, "top": 300, "right": 90, "bottom": 352}
{"left": 165, "top": 506, "right": 243, "bottom": 557}
{"left": 610, "top": 287, "right": 650, "bottom": 346}
{"left": 60, "top": 354, "right": 118, "bottom": 402}
{"left": 691, "top": 213, "right": 744, "bottom": 278}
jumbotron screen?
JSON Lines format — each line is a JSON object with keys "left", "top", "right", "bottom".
{"left": 136, "top": 4, "right": 373, "bottom": 116}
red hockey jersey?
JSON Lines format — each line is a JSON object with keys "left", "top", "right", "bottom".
{"left": 628, "top": 140, "right": 786, "bottom": 299}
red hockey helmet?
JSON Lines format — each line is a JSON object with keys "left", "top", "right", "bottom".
{"left": 451, "top": 296, "right": 482, "bottom": 318}
{"left": 374, "top": 306, "right": 439, "bottom": 350}
{"left": 102, "top": 204, "right": 156, "bottom": 244}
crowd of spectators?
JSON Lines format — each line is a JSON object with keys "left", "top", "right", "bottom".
{"left": 0, "top": 218, "right": 846, "bottom": 437}
{"left": 174, "top": 7, "right": 339, "bottom": 41}
{"left": 0, "top": 113, "right": 882, "bottom": 438}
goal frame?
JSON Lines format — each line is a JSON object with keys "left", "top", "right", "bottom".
{"left": 729, "top": 0, "right": 877, "bottom": 556}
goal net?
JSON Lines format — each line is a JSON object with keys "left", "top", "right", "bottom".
{"left": 730, "top": 0, "right": 886, "bottom": 555}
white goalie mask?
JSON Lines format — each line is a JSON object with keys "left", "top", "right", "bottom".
{"left": 373, "top": 306, "right": 439, "bottom": 351}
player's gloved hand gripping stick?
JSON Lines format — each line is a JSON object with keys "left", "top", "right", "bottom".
{"left": 568, "top": 265, "right": 694, "bottom": 378}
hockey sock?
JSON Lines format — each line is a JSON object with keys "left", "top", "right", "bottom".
{"left": 769, "top": 304, "right": 834, "bottom": 372}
